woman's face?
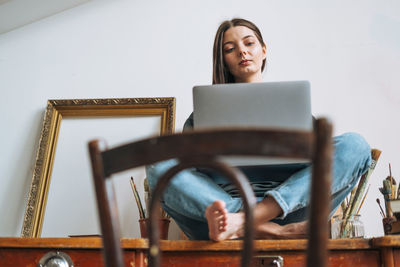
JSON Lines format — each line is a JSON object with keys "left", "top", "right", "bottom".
{"left": 222, "top": 26, "right": 266, "bottom": 83}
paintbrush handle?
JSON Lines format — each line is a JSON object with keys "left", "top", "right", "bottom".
{"left": 134, "top": 183, "right": 146, "bottom": 218}
{"left": 130, "top": 178, "right": 145, "bottom": 219}
{"left": 342, "top": 187, "right": 357, "bottom": 219}
{"left": 356, "top": 184, "right": 370, "bottom": 215}
{"left": 377, "top": 199, "right": 386, "bottom": 217}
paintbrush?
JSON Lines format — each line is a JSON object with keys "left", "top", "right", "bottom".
{"left": 383, "top": 179, "right": 393, "bottom": 217}
{"left": 387, "top": 163, "right": 396, "bottom": 199}
{"left": 379, "top": 187, "right": 385, "bottom": 195}
{"left": 377, "top": 198, "right": 386, "bottom": 218}
{"left": 342, "top": 187, "right": 357, "bottom": 219}
{"left": 130, "top": 177, "right": 146, "bottom": 219}
{"left": 397, "top": 185, "right": 400, "bottom": 200}
{"left": 356, "top": 184, "right": 370, "bottom": 215}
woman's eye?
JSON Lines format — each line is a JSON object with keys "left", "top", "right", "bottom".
{"left": 224, "top": 48, "right": 234, "bottom": 53}
{"left": 246, "top": 42, "right": 255, "bottom": 46}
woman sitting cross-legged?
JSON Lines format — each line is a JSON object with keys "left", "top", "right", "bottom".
{"left": 146, "top": 18, "right": 372, "bottom": 241}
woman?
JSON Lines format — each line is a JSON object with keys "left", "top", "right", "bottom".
{"left": 146, "top": 18, "right": 371, "bottom": 241}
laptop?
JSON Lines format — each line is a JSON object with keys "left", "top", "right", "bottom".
{"left": 193, "top": 80, "right": 312, "bottom": 166}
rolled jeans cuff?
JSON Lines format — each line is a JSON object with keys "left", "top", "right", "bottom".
{"left": 265, "top": 191, "right": 290, "bottom": 219}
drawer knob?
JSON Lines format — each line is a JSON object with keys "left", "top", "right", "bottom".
{"left": 272, "top": 259, "right": 282, "bottom": 267}
{"left": 38, "top": 251, "right": 74, "bottom": 267}
{"left": 255, "top": 255, "right": 283, "bottom": 266}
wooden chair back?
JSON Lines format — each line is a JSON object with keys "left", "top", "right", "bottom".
{"left": 88, "top": 118, "right": 333, "bottom": 267}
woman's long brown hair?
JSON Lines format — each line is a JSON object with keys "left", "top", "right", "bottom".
{"left": 212, "top": 18, "right": 266, "bottom": 84}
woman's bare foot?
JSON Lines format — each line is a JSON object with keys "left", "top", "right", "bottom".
{"left": 205, "top": 198, "right": 304, "bottom": 241}
{"left": 205, "top": 200, "right": 244, "bottom": 241}
{"left": 255, "top": 221, "right": 308, "bottom": 239}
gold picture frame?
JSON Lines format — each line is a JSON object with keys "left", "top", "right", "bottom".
{"left": 21, "top": 98, "right": 175, "bottom": 237}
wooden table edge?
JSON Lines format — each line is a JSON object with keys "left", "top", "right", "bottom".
{"left": 0, "top": 237, "right": 375, "bottom": 251}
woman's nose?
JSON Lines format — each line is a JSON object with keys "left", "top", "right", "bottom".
{"left": 238, "top": 46, "right": 247, "bottom": 57}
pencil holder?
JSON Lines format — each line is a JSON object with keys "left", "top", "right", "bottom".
{"left": 331, "top": 215, "right": 364, "bottom": 239}
{"left": 382, "top": 216, "right": 400, "bottom": 235}
{"left": 139, "top": 218, "right": 170, "bottom": 240}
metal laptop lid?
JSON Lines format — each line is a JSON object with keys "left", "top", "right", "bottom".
{"left": 192, "top": 80, "right": 312, "bottom": 166}
{"left": 193, "top": 80, "right": 312, "bottom": 131}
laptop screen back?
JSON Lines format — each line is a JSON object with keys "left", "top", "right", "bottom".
{"left": 192, "top": 80, "right": 312, "bottom": 166}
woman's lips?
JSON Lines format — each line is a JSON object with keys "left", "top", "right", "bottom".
{"left": 239, "top": 59, "right": 251, "bottom": 66}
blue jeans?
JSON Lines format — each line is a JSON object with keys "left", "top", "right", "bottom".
{"left": 146, "top": 132, "right": 372, "bottom": 240}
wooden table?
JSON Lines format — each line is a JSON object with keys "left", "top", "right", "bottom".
{"left": 1, "top": 236, "right": 399, "bottom": 266}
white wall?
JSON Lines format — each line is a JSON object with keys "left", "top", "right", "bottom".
{"left": 0, "top": 0, "right": 89, "bottom": 34}
{"left": 0, "top": 0, "right": 399, "bottom": 238}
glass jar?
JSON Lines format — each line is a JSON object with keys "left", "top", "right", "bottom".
{"left": 331, "top": 214, "right": 365, "bottom": 239}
